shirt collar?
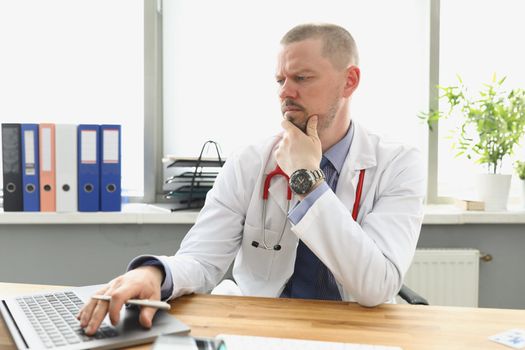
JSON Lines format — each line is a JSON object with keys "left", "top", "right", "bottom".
{"left": 322, "top": 121, "right": 354, "bottom": 174}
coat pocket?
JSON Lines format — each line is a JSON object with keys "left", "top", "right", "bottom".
{"left": 240, "top": 222, "right": 282, "bottom": 280}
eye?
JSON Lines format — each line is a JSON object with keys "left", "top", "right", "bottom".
{"left": 295, "top": 75, "right": 311, "bottom": 82}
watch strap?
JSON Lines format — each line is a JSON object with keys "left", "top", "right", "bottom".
{"left": 310, "top": 169, "right": 325, "bottom": 184}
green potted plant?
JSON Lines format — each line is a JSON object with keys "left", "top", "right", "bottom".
{"left": 516, "top": 160, "right": 525, "bottom": 208}
{"left": 420, "top": 74, "right": 525, "bottom": 210}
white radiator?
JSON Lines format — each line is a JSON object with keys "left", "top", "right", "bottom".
{"left": 402, "top": 249, "right": 480, "bottom": 307}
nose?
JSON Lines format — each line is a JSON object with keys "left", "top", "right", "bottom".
{"left": 279, "top": 79, "right": 298, "bottom": 100}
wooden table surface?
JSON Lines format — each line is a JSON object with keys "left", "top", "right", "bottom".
{"left": 1, "top": 282, "right": 524, "bottom": 350}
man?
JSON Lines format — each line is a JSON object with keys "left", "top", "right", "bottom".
{"left": 78, "top": 23, "right": 425, "bottom": 335}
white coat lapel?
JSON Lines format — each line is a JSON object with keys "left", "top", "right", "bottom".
{"left": 337, "top": 122, "right": 377, "bottom": 213}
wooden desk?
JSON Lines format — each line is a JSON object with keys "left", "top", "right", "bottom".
{"left": 1, "top": 283, "right": 524, "bottom": 350}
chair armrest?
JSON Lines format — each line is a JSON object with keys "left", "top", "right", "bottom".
{"left": 398, "top": 285, "right": 429, "bottom": 305}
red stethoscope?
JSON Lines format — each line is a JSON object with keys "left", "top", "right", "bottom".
{"left": 251, "top": 164, "right": 366, "bottom": 251}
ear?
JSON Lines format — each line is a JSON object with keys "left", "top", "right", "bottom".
{"left": 342, "top": 65, "right": 360, "bottom": 98}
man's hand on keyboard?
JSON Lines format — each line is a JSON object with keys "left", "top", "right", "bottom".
{"left": 76, "top": 266, "right": 164, "bottom": 336}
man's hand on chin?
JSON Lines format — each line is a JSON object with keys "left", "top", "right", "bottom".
{"left": 275, "top": 115, "right": 322, "bottom": 176}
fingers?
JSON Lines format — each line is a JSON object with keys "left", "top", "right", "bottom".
{"left": 85, "top": 299, "right": 111, "bottom": 335}
{"left": 78, "top": 286, "right": 108, "bottom": 328}
{"left": 78, "top": 286, "right": 114, "bottom": 336}
{"left": 79, "top": 283, "right": 129, "bottom": 336}
{"left": 80, "top": 284, "right": 137, "bottom": 335}
{"left": 281, "top": 115, "right": 318, "bottom": 137}
{"left": 306, "top": 115, "right": 319, "bottom": 138}
{"left": 277, "top": 114, "right": 322, "bottom": 174}
{"left": 136, "top": 274, "right": 162, "bottom": 329}
{"left": 280, "top": 119, "right": 298, "bottom": 134}
{"left": 82, "top": 286, "right": 158, "bottom": 335}
{"left": 77, "top": 267, "right": 164, "bottom": 336}
{"left": 106, "top": 288, "right": 133, "bottom": 326}
{"left": 139, "top": 306, "right": 159, "bottom": 329}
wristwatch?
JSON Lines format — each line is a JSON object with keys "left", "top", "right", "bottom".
{"left": 289, "top": 168, "right": 325, "bottom": 195}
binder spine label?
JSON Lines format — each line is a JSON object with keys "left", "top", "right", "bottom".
{"left": 21, "top": 124, "right": 40, "bottom": 211}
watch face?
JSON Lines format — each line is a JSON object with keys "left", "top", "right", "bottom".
{"left": 290, "top": 170, "right": 313, "bottom": 195}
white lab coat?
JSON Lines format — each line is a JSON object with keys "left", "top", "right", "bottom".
{"left": 157, "top": 122, "right": 425, "bottom": 307}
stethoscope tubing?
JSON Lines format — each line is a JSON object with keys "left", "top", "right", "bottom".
{"left": 254, "top": 165, "right": 290, "bottom": 250}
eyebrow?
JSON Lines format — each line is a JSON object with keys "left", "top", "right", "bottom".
{"left": 275, "top": 69, "right": 316, "bottom": 79}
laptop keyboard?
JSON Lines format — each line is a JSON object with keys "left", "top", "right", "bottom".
{"left": 16, "top": 291, "right": 119, "bottom": 348}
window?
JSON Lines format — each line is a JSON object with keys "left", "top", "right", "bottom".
{"left": 0, "top": 0, "right": 144, "bottom": 197}
{"left": 162, "top": 0, "right": 429, "bottom": 163}
{"left": 438, "top": 0, "right": 525, "bottom": 202}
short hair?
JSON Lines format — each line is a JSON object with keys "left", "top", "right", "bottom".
{"left": 280, "top": 23, "right": 359, "bottom": 69}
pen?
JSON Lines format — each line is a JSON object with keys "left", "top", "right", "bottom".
{"left": 91, "top": 295, "right": 171, "bottom": 310}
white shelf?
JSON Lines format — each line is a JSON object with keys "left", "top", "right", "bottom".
{"left": 423, "top": 204, "right": 525, "bottom": 224}
{"left": 0, "top": 203, "right": 199, "bottom": 225}
{"left": 1, "top": 203, "right": 525, "bottom": 225}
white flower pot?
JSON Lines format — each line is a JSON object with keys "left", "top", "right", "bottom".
{"left": 475, "top": 174, "right": 511, "bottom": 211}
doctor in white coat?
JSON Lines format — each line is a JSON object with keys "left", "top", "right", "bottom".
{"left": 79, "top": 23, "right": 425, "bottom": 335}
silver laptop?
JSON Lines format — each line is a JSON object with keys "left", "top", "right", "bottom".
{"left": 0, "top": 284, "right": 190, "bottom": 349}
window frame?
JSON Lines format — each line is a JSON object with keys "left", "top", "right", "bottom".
{"left": 142, "top": 0, "right": 164, "bottom": 203}
{"left": 426, "top": 0, "right": 450, "bottom": 204}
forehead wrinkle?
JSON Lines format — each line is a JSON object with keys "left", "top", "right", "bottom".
{"left": 277, "top": 57, "right": 318, "bottom": 77}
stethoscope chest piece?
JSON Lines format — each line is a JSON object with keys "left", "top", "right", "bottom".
{"left": 251, "top": 240, "right": 281, "bottom": 251}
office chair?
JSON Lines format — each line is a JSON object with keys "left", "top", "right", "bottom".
{"left": 398, "top": 284, "right": 429, "bottom": 305}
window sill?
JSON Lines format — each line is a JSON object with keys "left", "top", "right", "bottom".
{"left": 1, "top": 203, "right": 524, "bottom": 225}
{"left": 0, "top": 203, "right": 199, "bottom": 225}
{"left": 423, "top": 204, "right": 525, "bottom": 224}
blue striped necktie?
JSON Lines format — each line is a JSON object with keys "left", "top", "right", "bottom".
{"left": 281, "top": 156, "right": 342, "bottom": 300}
